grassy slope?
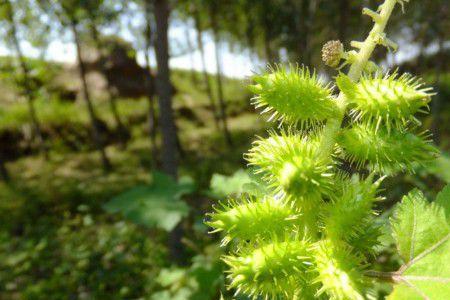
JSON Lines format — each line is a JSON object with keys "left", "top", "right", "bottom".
{"left": 0, "top": 63, "right": 267, "bottom": 298}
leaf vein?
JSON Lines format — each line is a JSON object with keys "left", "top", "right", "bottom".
{"left": 402, "top": 232, "right": 450, "bottom": 272}
{"left": 402, "top": 275, "right": 450, "bottom": 283}
{"left": 402, "top": 278, "right": 430, "bottom": 300}
{"left": 410, "top": 199, "right": 417, "bottom": 262}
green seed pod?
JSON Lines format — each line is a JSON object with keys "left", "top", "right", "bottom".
{"left": 336, "top": 72, "right": 433, "bottom": 130}
{"left": 224, "top": 240, "right": 313, "bottom": 299}
{"left": 338, "top": 123, "right": 438, "bottom": 173}
{"left": 206, "top": 195, "right": 301, "bottom": 245}
{"left": 313, "top": 240, "right": 367, "bottom": 300}
{"left": 322, "top": 175, "right": 384, "bottom": 255}
{"left": 246, "top": 130, "right": 335, "bottom": 201}
{"left": 249, "top": 65, "right": 338, "bottom": 126}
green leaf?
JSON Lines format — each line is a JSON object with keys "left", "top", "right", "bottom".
{"left": 423, "top": 153, "right": 450, "bottom": 183}
{"left": 436, "top": 184, "right": 450, "bottom": 223}
{"left": 156, "top": 268, "right": 187, "bottom": 287}
{"left": 209, "top": 169, "right": 252, "bottom": 198}
{"left": 391, "top": 189, "right": 449, "bottom": 263}
{"left": 104, "top": 172, "right": 194, "bottom": 231}
{"left": 241, "top": 169, "right": 270, "bottom": 197}
{"left": 388, "top": 189, "right": 450, "bottom": 299}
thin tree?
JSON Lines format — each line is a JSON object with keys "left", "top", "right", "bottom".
{"left": 4, "top": 0, "right": 47, "bottom": 158}
{"left": 209, "top": 2, "right": 233, "bottom": 146}
{"left": 143, "top": 0, "right": 159, "bottom": 167}
{"left": 153, "top": 0, "right": 178, "bottom": 178}
{"left": 430, "top": 1, "right": 448, "bottom": 144}
{"left": 153, "top": 0, "right": 186, "bottom": 265}
{"left": 47, "top": 0, "right": 113, "bottom": 170}
{"left": 38, "top": 0, "right": 112, "bottom": 170}
{"left": 338, "top": 0, "right": 349, "bottom": 43}
{"left": 70, "top": 18, "right": 111, "bottom": 170}
{"left": 192, "top": 5, "right": 220, "bottom": 130}
{"left": 184, "top": 26, "right": 199, "bottom": 85}
{"left": 0, "top": 155, "right": 9, "bottom": 182}
{"left": 85, "top": 6, "right": 129, "bottom": 148}
{"left": 295, "top": 0, "right": 312, "bottom": 65}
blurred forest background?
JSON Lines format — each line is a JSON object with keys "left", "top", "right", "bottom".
{"left": 0, "top": 0, "right": 448, "bottom": 299}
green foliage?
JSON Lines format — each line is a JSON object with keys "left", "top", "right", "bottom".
{"left": 0, "top": 98, "right": 84, "bottom": 130}
{"left": 206, "top": 1, "right": 447, "bottom": 299}
{"left": 104, "top": 172, "right": 194, "bottom": 231}
{"left": 436, "top": 185, "right": 450, "bottom": 221}
{"left": 0, "top": 206, "right": 166, "bottom": 300}
{"left": 150, "top": 245, "right": 224, "bottom": 300}
{"left": 421, "top": 152, "right": 450, "bottom": 184}
{"left": 391, "top": 189, "right": 448, "bottom": 264}
{"left": 209, "top": 169, "right": 252, "bottom": 198}
{"left": 388, "top": 188, "right": 450, "bottom": 299}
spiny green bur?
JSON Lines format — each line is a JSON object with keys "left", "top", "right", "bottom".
{"left": 206, "top": 0, "right": 443, "bottom": 299}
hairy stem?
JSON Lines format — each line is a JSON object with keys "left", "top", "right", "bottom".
{"left": 364, "top": 270, "right": 399, "bottom": 283}
{"left": 318, "top": 0, "right": 400, "bottom": 159}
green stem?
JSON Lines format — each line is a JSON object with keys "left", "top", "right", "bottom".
{"left": 364, "top": 270, "right": 399, "bottom": 283}
{"left": 318, "top": 0, "right": 400, "bottom": 159}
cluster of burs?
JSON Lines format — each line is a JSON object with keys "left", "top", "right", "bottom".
{"left": 207, "top": 0, "right": 437, "bottom": 299}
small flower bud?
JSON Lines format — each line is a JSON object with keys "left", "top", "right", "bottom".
{"left": 322, "top": 40, "right": 344, "bottom": 68}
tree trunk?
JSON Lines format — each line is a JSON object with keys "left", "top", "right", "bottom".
{"left": 143, "top": 0, "right": 159, "bottom": 168}
{"left": 430, "top": 9, "right": 447, "bottom": 144}
{"left": 70, "top": 20, "right": 111, "bottom": 171}
{"left": 0, "top": 155, "right": 9, "bottom": 182}
{"left": 6, "top": 0, "right": 47, "bottom": 159}
{"left": 87, "top": 17, "right": 128, "bottom": 148}
{"left": 295, "top": 0, "right": 314, "bottom": 65}
{"left": 185, "top": 27, "right": 198, "bottom": 85}
{"left": 264, "top": 29, "right": 275, "bottom": 63}
{"left": 210, "top": 4, "right": 233, "bottom": 147}
{"left": 262, "top": 6, "right": 278, "bottom": 64}
{"left": 153, "top": 0, "right": 186, "bottom": 265}
{"left": 338, "top": 0, "right": 349, "bottom": 43}
{"left": 153, "top": 0, "right": 178, "bottom": 178}
{"left": 193, "top": 9, "right": 220, "bottom": 130}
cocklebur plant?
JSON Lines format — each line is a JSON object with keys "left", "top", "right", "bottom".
{"left": 207, "top": 0, "right": 450, "bottom": 299}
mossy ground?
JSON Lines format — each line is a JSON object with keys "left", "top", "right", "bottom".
{"left": 0, "top": 65, "right": 267, "bottom": 298}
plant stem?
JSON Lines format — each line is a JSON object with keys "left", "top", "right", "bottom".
{"left": 364, "top": 270, "right": 398, "bottom": 282}
{"left": 318, "top": 0, "right": 399, "bottom": 159}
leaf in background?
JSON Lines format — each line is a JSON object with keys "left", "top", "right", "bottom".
{"left": 423, "top": 152, "right": 450, "bottom": 183}
{"left": 388, "top": 189, "right": 450, "bottom": 299}
{"left": 436, "top": 184, "right": 450, "bottom": 223}
{"left": 156, "top": 268, "right": 187, "bottom": 287}
{"left": 103, "top": 172, "right": 194, "bottom": 231}
{"left": 209, "top": 169, "right": 270, "bottom": 199}
{"left": 209, "top": 169, "right": 252, "bottom": 198}
{"left": 151, "top": 246, "right": 224, "bottom": 300}
{"left": 241, "top": 168, "right": 270, "bottom": 197}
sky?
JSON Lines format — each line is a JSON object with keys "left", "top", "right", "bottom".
{"left": 0, "top": 20, "right": 262, "bottom": 79}
{"left": 0, "top": 11, "right": 444, "bottom": 79}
